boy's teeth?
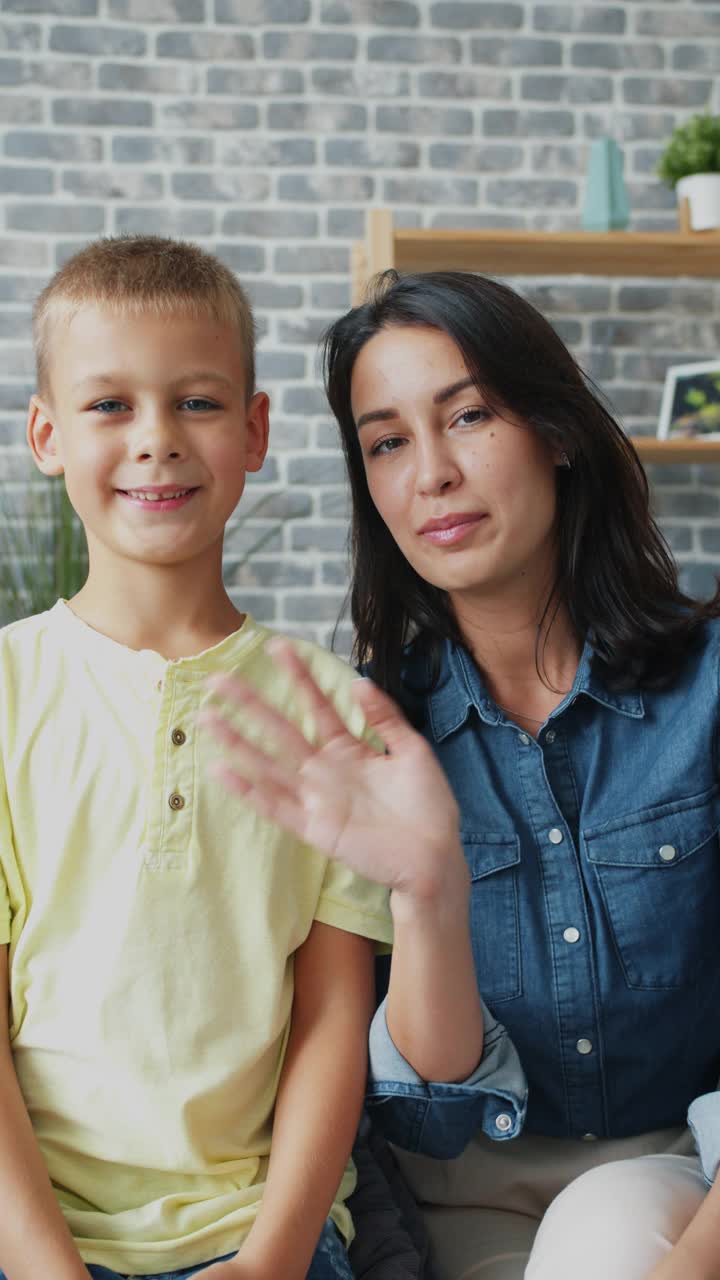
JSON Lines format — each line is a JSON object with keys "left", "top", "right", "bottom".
{"left": 126, "top": 489, "right": 190, "bottom": 501}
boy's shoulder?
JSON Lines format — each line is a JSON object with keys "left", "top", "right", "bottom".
{"left": 239, "top": 623, "right": 363, "bottom": 737}
{"left": 0, "top": 603, "right": 60, "bottom": 660}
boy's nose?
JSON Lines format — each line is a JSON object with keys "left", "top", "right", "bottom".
{"left": 136, "top": 444, "right": 182, "bottom": 461}
{"left": 133, "top": 416, "right": 185, "bottom": 462}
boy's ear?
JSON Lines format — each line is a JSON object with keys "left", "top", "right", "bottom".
{"left": 27, "top": 395, "right": 64, "bottom": 477}
{"left": 245, "top": 391, "right": 271, "bottom": 474}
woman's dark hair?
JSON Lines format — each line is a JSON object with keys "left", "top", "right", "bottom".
{"left": 323, "top": 270, "right": 720, "bottom": 702}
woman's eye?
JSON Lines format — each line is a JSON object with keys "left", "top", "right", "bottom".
{"left": 90, "top": 400, "right": 128, "bottom": 414}
{"left": 370, "top": 436, "right": 404, "bottom": 457}
{"left": 181, "top": 398, "right": 220, "bottom": 412}
{"left": 454, "top": 407, "right": 491, "bottom": 428}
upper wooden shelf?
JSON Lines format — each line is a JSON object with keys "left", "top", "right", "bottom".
{"left": 351, "top": 210, "right": 720, "bottom": 464}
{"left": 352, "top": 209, "right": 720, "bottom": 302}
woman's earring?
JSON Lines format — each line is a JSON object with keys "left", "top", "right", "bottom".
{"left": 559, "top": 451, "right": 571, "bottom": 469}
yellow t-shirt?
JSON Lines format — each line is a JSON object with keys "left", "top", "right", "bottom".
{"left": 0, "top": 603, "right": 392, "bottom": 1274}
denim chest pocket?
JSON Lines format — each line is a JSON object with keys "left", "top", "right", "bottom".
{"left": 463, "top": 832, "right": 522, "bottom": 1004}
{"left": 584, "top": 786, "right": 720, "bottom": 990}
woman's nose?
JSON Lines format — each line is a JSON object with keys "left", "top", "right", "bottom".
{"left": 415, "top": 439, "right": 462, "bottom": 496}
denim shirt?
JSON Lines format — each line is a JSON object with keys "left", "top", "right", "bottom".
{"left": 367, "top": 620, "right": 720, "bottom": 1171}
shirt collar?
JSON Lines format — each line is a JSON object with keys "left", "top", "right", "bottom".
{"left": 49, "top": 599, "right": 267, "bottom": 679}
{"left": 427, "top": 635, "right": 645, "bottom": 743}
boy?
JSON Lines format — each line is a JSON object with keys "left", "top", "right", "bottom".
{"left": 0, "top": 236, "right": 392, "bottom": 1280}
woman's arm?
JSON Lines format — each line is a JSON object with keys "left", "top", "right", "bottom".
{"left": 0, "top": 946, "right": 90, "bottom": 1280}
{"left": 201, "top": 922, "right": 375, "bottom": 1280}
{"left": 202, "top": 637, "right": 483, "bottom": 1083}
{"left": 387, "top": 867, "right": 483, "bottom": 1083}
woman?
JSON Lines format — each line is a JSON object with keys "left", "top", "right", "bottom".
{"left": 203, "top": 271, "right": 720, "bottom": 1280}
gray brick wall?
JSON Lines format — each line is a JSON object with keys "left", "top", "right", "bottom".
{"left": 1, "top": 0, "right": 720, "bottom": 646}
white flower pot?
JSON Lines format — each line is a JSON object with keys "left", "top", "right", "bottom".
{"left": 676, "top": 173, "right": 720, "bottom": 231}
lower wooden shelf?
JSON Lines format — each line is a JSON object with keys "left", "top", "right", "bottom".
{"left": 630, "top": 438, "right": 720, "bottom": 464}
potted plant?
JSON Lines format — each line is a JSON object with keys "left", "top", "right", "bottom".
{"left": 658, "top": 113, "right": 720, "bottom": 231}
{"left": 0, "top": 476, "right": 88, "bottom": 622}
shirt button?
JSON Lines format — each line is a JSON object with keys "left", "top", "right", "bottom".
{"left": 518, "top": 732, "right": 530, "bottom": 746}
{"left": 545, "top": 729, "right": 556, "bottom": 744}
{"left": 548, "top": 828, "right": 563, "bottom": 844}
{"left": 658, "top": 844, "right": 676, "bottom": 862}
{"left": 495, "top": 1113, "right": 513, "bottom": 1134}
{"left": 563, "top": 926, "right": 580, "bottom": 944}
{"left": 581, "top": 1132, "right": 597, "bottom": 1142}
{"left": 171, "top": 728, "right": 187, "bottom": 747}
{"left": 168, "top": 792, "right": 185, "bottom": 811}
{"left": 576, "top": 1038, "right": 593, "bottom": 1055}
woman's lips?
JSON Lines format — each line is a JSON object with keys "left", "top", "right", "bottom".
{"left": 419, "top": 514, "right": 488, "bottom": 546}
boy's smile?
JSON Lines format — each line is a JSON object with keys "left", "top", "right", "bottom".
{"left": 118, "top": 485, "right": 199, "bottom": 509}
{"left": 27, "top": 304, "right": 269, "bottom": 579}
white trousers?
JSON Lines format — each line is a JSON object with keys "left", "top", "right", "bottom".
{"left": 393, "top": 1126, "right": 707, "bottom": 1280}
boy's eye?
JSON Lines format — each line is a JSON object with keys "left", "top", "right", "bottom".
{"left": 369, "top": 435, "right": 404, "bottom": 457}
{"left": 181, "top": 398, "right": 220, "bottom": 412}
{"left": 91, "top": 399, "right": 128, "bottom": 414}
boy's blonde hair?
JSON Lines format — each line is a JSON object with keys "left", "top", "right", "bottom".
{"left": 33, "top": 235, "right": 256, "bottom": 401}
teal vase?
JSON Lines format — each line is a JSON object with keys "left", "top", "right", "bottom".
{"left": 582, "top": 138, "right": 630, "bottom": 232}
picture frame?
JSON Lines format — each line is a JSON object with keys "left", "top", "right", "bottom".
{"left": 657, "top": 359, "right": 720, "bottom": 440}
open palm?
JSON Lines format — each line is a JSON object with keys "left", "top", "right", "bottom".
{"left": 200, "top": 638, "right": 460, "bottom": 894}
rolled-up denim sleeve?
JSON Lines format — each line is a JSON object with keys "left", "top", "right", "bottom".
{"left": 688, "top": 1092, "right": 720, "bottom": 1187}
{"left": 366, "top": 997, "right": 527, "bottom": 1158}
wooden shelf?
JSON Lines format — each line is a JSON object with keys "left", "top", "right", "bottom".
{"left": 630, "top": 437, "right": 720, "bottom": 464}
{"left": 379, "top": 227, "right": 720, "bottom": 281}
{"left": 352, "top": 209, "right": 720, "bottom": 301}
{"left": 351, "top": 211, "right": 720, "bottom": 465}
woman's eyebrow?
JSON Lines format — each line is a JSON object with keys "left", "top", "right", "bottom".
{"left": 355, "top": 406, "right": 397, "bottom": 430}
{"left": 355, "top": 377, "right": 476, "bottom": 430}
{"left": 433, "top": 376, "right": 475, "bottom": 405}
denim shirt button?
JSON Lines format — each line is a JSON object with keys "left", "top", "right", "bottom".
{"left": 545, "top": 729, "right": 557, "bottom": 744}
{"left": 548, "top": 827, "right": 564, "bottom": 844}
{"left": 576, "top": 1038, "right": 593, "bottom": 1055}
{"left": 659, "top": 844, "right": 677, "bottom": 862}
{"left": 518, "top": 732, "right": 530, "bottom": 745}
{"left": 563, "top": 926, "right": 580, "bottom": 944}
{"left": 495, "top": 1112, "right": 513, "bottom": 1133}
{"left": 581, "top": 1132, "right": 598, "bottom": 1142}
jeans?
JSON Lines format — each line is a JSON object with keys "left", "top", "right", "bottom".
{"left": 0, "top": 1217, "right": 353, "bottom": 1280}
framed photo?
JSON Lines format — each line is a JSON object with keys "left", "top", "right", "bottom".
{"left": 657, "top": 359, "right": 720, "bottom": 440}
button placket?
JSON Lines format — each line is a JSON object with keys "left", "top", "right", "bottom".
{"left": 147, "top": 670, "right": 196, "bottom": 865}
{"left": 516, "top": 737, "right": 605, "bottom": 1137}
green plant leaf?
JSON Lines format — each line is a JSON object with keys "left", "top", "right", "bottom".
{"left": 685, "top": 388, "right": 708, "bottom": 408}
{"left": 0, "top": 478, "right": 88, "bottom": 624}
{"left": 657, "top": 113, "right": 720, "bottom": 187}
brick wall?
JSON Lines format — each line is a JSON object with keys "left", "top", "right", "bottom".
{"left": 1, "top": 0, "right": 720, "bottom": 647}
